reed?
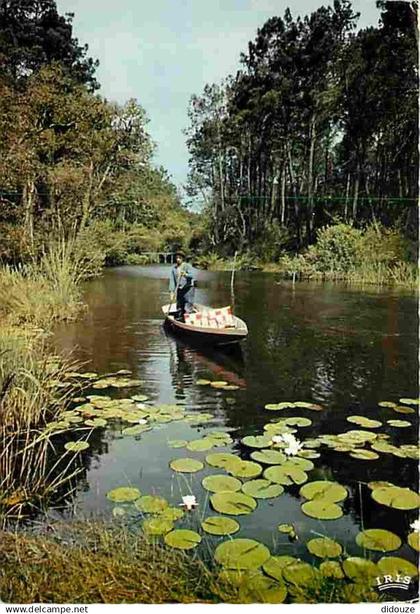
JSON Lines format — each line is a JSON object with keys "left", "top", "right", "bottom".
{"left": 0, "top": 325, "right": 84, "bottom": 519}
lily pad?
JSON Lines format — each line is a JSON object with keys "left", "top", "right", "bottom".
{"left": 64, "top": 441, "right": 90, "bottom": 452}
{"left": 164, "top": 529, "right": 201, "bottom": 550}
{"left": 407, "top": 532, "right": 420, "bottom": 552}
{"left": 135, "top": 495, "right": 168, "bottom": 514}
{"left": 349, "top": 449, "right": 379, "bottom": 460}
{"left": 342, "top": 557, "right": 379, "bottom": 583}
{"left": 206, "top": 452, "right": 239, "bottom": 468}
{"left": 386, "top": 420, "right": 412, "bottom": 428}
{"left": 337, "top": 430, "right": 377, "bottom": 443}
{"left": 393, "top": 405, "right": 415, "bottom": 414}
{"left": 378, "top": 401, "right": 397, "bottom": 408}
{"left": 399, "top": 445, "right": 420, "bottom": 459}
{"left": 251, "top": 449, "right": 286, "bottom": 465}
{"left": 367, "top": 481, "right": 395, "bottom": 490}
{"left": 210, "top": 491, "right": 257, "bottom": 516}
{"left": 241, "top": 435, "right": 272, "bottom": 448}
{"left": 131, "top": 394, "right": 149, "bottom": 402}
{"left": 186, "top": 439, "right": 214, "bottom": 452}
{"left": 399, "top": 398, "right": 420, "bottom": 405}
{"left": 210, "top": 381, "right": 228, "bottom": 388}
{"left": 293, "top": 401, "right": 323, "bottom": 411}
{"left": 159, "top": 507, "right": 185, "bottom": 521}
{"left": 301, "top": 500, "right": 343, "bottom": 520}
{"left": 168, "top": 440, "right": 188, "bottom": 448}
{"left": 277, "top": 524, "right": 295, "bottom": 535}
{"left": 282, "top": 561, "right": 317, "bottom": 585}
{"left": 371, "top": 486, "right": 420, "bottom": 510}
{"left": 84, "top": 418, "right": 107, "bottom": 427}
{"left": 170, "top": 458, "right": 204, "bottom": 473}
{"left": 214, "top": 538, "right": 270, "bottom": 569}
{"left": 307, "top": 537, "right": 342, "bottom": 558}
{"left": 319, "top": 561, "right": 345, "bottom": 579}
{"left": 202, "top": 474, "right": 242, "bottom": 493}
{"left": 262, "top": 466, "right": 292, "bottom": 486}
{"left": 284, "top": 457, "right": 314, "bottom": 471}
{"left": 356, "top": 529, "right": 401, "bottom": 552}
{"left": 196, "top": 379, "right": 211, "bottom": 385}
{"left": 241, "top": 479, "right": 284, "bottom": 499}
{"left": 107, "top": 486, "right": 141, "bottom": 503}
{"left": 346, "top": 416, "right": 382, "bottom": 428}
{"left": 227, "top": 460, "right": 263, "bottom": 479}
{"left": 201, "top": 516, "right": 240, "bottom": 536}
{"left": 143, "top": 517, "right": 173, "bottom": 535}
{"left": 377, "top": 556, "right": 418, "bottom": 578}
{"left": 263, "top": 556, "right": 299, "bottom": 582}
{"left": 299, "top": 480, "right": 348, "bottom": 503}
{"left": 284, "top": 417, "right": 312, "bottom": 427}
{"left": 238, "top": 573, "right": 288, "bottom": 603}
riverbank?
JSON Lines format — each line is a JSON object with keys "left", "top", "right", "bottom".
{"left": 0, "top": 521, "right": 383, "bottom": 604}
{"left": 193, "top": 224, "right": 418, "bottom": 290}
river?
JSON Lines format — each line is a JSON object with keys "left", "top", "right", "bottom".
{"left": 52, "top": 265, "right": 418, "bottom": 583}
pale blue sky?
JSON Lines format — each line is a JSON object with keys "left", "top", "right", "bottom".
{"left": 57, "top": 0, "right": 381, "bottom": 193}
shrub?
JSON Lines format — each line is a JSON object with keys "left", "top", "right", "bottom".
{"left": 310, "top": 224, "right": 363, "bottom": 272}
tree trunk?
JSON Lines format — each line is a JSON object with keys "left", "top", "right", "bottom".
{"left": 79, "top": 160, "right": 94, "bottom": 232}
{"left": 307, "top": 114, "right": 316, "bottom": 242}
{"left": 280, "top": 162, "right": 286, "bottom": 225}
{"left": 352, "top": 164, "right": 360, "bottom": 222}
{"left": 287, "top": 141, "right": 301, "bottom": 247}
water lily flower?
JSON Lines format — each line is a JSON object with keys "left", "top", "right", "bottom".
{"left": 278, "top": 433, "right": 303, "bottom": 456}
{"left": 136, "top": 403, "right": 146, "bottom": 409}
{"left": 271, "top": 435, "right": 283, "bottom": 445}
{"left": 410, "top": 518, "right": 420, "bottom": 532}
{"left": 138, "top": 418, "right": 148, "bottom": 425}
{"left": 180, "top": 495, "right": 198, "bottom": 511}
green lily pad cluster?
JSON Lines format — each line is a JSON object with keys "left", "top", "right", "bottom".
{"left": 264, "top": 401, "right": 323, "bottom": 412}
{"left": 197, "top": 378, "right": 241, "bottom": 391}
{"left": 299, "top": 480, "right": 348, "bottom": 520}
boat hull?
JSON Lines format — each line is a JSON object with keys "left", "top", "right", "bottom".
{"left": 162, "top": 304, "right": 248, "bottom": 346}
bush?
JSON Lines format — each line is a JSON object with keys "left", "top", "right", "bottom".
{"left": 276, "top": 223, "right": 418, "bottom": 287}
{"left": 125, "top": 253, "right": 151, "bottom": 265}
{"left": 310, "top": 224, "right": 363, "bottom": 272}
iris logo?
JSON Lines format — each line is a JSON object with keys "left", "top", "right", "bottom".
{"left": 375, "top": 573, "right": 412, "bottom": 591}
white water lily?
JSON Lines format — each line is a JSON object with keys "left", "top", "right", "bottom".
{"left": 410, "top": 518, "right": 420, "bottom": 532}
{"left": 136, "top": 403, "right": 146, "bottom": 409}
{"left": 271, "top": 435, "right": 283, "bottom": 445}
{"left": 138, "top": 418, "right": 148, "bottom": 425}
{"left": 279, "top": 433, "right": 303, "bottom": 456}
{"left": 180, "top": 495, "right": 198, "bottom": 511}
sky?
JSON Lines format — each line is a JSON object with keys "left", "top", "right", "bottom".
{"left": 57, "top": 0, "right": 381, "bottom": 193}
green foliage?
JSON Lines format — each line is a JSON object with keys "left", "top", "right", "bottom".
{"left": 186, "top": 2, "right": 417, "bottom": 252}
{"left": 277, "top": 223, "right": 418, "bottom": 287}
{"left": 310, "top": 224, "right": 363, "bottom": 272}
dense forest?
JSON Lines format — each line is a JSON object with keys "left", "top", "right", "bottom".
{"left": 186, "top": 0, "right": 418, "bottom": 256}
{"left": 0, "top": 0, "right": 193, "bottom": 265}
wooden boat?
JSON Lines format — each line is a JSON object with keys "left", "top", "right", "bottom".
{"left": 162, "top": 303, "right": 248, "bottom": 346}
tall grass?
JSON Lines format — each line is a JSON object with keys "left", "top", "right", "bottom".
{"left": 0, "top": 326, "right": 84, "bottom": 517}
{"left": 0, "top": 239, "right": 92, "bottom": 517}
{"left": 0, "top": 239, "right": 96, "bottom": 327}
{"left": 0, "top": 521, "right": 383, "bottom": 604}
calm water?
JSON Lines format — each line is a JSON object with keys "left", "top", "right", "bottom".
{"left": 53, "top": 265, "right": 418, "bottom": 575}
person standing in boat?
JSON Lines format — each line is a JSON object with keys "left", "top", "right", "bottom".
{"left": 169, "top": 250, "right": 195, "bottom": 321}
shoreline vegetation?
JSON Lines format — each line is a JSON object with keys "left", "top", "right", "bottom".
{"left": 0, "top": 522, "right": 381, "bottom": 604}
